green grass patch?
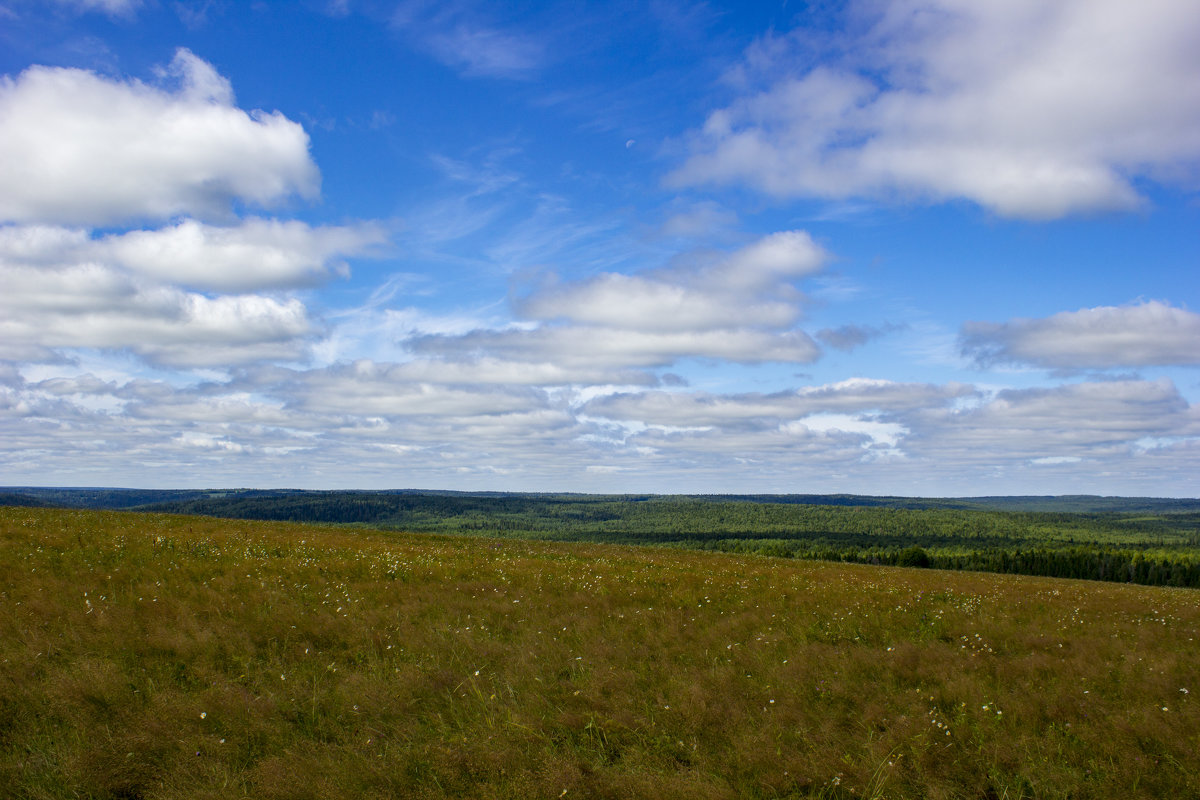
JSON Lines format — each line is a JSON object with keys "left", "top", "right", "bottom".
{"left": 3, "top": 507, "right": 1199, "bottom": 798}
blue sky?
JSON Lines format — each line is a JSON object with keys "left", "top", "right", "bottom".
{"left": 0, "top": 0, "right": 1197, "bottom": 496}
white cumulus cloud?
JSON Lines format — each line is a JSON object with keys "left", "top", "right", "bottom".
{"left": 421, "top": 231, "right": 828, "bottom": 369}
{"left": 0, "top": 49, "right": 318, "bottom": 226}
{"left": 0, "top": 219, "right": 386, "bottom": 292}
{"left": 671, "top": 0, "right": 1200, "bottom": 219}
{"left": 101, "top": 218, "right": 386, "bottom": 291}
{"left": 961, "top": 300, "right": 1200, "bottom": 369}
{"left": 0, "top": 261, "right": 314, "bottom": 367}
{"left": 413, "top": 325, "right": 821, "bottom": 369}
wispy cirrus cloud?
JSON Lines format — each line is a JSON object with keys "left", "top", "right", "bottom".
{"left": 656, "top": 201, "right": 739, "bottom": 241}
{"left": 390, "top": 1, "right": 547, "bottom": 79}
{"left": 817, "top": 323, "right": 901, "bottom": 352}
{"left": 52, "top": 0, "right": 141, "bottom": 18}
{"left": 670, "top": 0, "right": 1200, "bottom": 219}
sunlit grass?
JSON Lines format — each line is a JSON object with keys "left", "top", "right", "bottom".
{"left": 3, "top": 507, "right": 1198, "bottom": 798}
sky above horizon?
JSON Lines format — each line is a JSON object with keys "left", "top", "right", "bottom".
{"left": 0, "top": 0, "right": 1197, "bottom": 496}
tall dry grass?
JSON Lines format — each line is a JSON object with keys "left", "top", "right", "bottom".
{"left": 1, "top": 507, "right": 1197, "bottom": 798}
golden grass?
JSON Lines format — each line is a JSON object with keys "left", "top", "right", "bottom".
{"left": 2, "top": 507, "right": 1198, "bottom": 799}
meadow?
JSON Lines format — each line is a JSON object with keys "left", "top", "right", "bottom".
{"left": 2, "top": 506, "right": 1198, "bottom": 799}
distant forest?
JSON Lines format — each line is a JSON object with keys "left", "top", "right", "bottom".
{"left": 4, "top": 487, "right": 1200, "bottom": 588}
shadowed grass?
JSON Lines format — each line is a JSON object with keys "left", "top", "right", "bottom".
{"left": 2, "top": 507, "right": 1198, "bottom": 798}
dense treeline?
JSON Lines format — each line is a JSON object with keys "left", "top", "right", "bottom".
{"left": 0, "top": 487, "right": 209, "bottom": 509}
{"left": 4, "top": 488, "right": 1199, "bottom": 588}
{"left": 691, "top": 540, "right": 1200, "bottom": 588}
{"left": 0, "top": 492, "right": 53, "bottom": 508}
{"left": 937, "top": 548, "right": 1200, "bottom": 586}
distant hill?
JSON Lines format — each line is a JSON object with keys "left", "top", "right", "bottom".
{"left": 3, "top": 487, "right": 1198, "bottom": 515}
{"left": 705, "top": 494, "right": 1200, "bottom": 513}
{"left": 5, "top": 486, "right": 1200, "bottom": 588}
{"left": 0, "top": 487, "right": 212, "bottom": 509}
{"left": 0, "top": 491, "right": 54, "bottom": 508}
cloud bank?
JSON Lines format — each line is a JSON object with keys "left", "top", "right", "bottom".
{"left": 5, "top": 369, "right": 1194, "bottom": 494}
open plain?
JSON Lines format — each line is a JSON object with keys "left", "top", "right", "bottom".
{"left": 3, "top": 507, "right": 1198, "bottom": 798}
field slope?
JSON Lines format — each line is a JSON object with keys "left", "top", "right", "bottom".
{"left": 2, "top": 507, "right": 1198, "bottom": 799}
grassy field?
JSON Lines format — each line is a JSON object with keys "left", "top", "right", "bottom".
{"left": 3, "top": 507, "right": 1198, "bottom": 799}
